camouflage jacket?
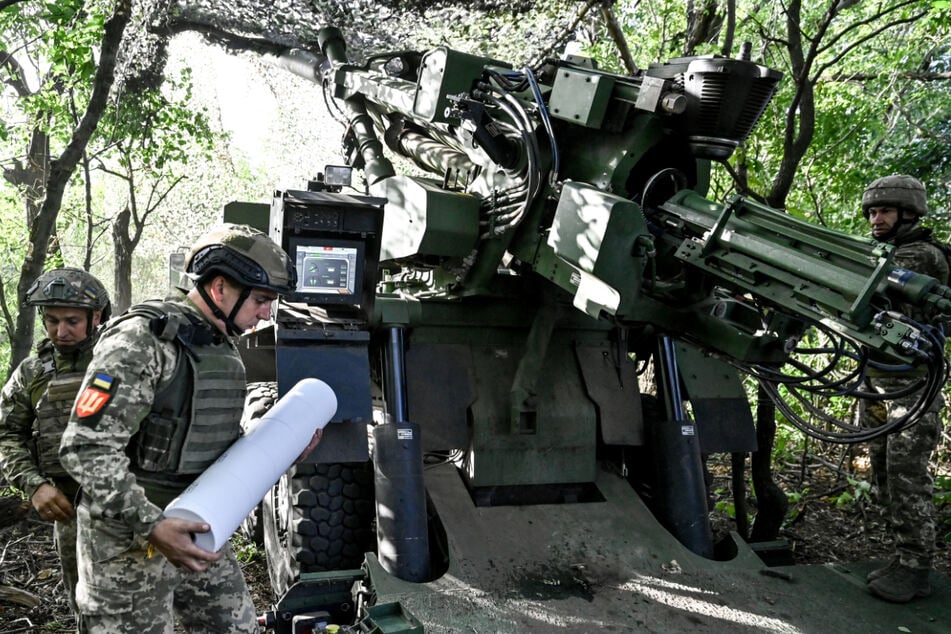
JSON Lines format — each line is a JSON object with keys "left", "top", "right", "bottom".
{"left": 59, "top": 293, "right": 245, "bottom": 540}
{"left": 887, "top": 224, "right": 950, "bottom": 320}
{"left": 0, "top": 335, "right": 97, "bottom": 498}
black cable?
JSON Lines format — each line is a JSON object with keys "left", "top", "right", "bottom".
{"left": 731, "top": 311, "right": 947, "bottom": 443}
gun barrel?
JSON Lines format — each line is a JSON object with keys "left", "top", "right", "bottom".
{"left": 272, "top": 48, "right": 325, "bottom": 83}
{"left": 653, "top": 190, "right": 951, "bottom": 327}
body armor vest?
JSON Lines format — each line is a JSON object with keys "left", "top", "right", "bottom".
{"left": 29, "top": 340, "right": 88, "bottom": 480}
{"left": 124, "top": 301, "right": 246, "bottom": 495}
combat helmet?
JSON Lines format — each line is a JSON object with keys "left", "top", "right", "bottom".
{"left": 862, "top": 174, "right": 928, "bottom": 219}
{"left": 186, "top": 223, "right": 297, "bottom": 336}
{"left": 25, "top": 267, "right": 112, "bottom": 323}
{"left": 186, "top": 223, "right": 297, "bottom": 295}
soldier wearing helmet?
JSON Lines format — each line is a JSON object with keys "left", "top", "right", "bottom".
{"left": 186, "top": 222, "right": 297, "bottom": 335}
{"left": 59, "top": 224, "right": 317, "bottom": 632}
{"left": 0, "top": 267, "right": 111, "bottom": 623}
{"left": 859, "top": 175, "right": 948, "bottom": 604}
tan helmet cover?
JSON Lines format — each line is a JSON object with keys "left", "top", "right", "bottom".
{"left": 26, "top": 267, "right": 111, "bottom": 319}
{"left": 186, "top": 223, "right": 297, "bottom": 294}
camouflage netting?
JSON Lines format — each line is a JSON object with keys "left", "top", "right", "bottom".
{"left": 112, "top": 0, "right": 587, "bottom": 98}
{"left": 106, "top": 0, "right": 591, "bottom": 117}
{"left": 163, "top": 0, "right": 543, "bottom": 49}
{"left": 143, "top": 0, "right": 584, "bottom": 71}
{"left": 114, "top": 0, "right": 174, "bottom": 94}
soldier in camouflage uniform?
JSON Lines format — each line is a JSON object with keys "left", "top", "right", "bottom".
{"left": 59, "top": 224, "right": 307, "bottom": 633}
{"left": 859, "top": 175, "right": 949, "bottom": 603}
{"left": 0, "top": 268, "right": 111, "bottom": 625}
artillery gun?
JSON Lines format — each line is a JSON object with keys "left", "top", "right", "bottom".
{"left": 223, "top": 26, "right": 951, "bottom": 633}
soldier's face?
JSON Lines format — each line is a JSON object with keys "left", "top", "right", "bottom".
{"left": 42, "top": 306, "right": 101, "bottom": 346}
{"left": 219, "top": 282, "right": 278, "bottom": 333}
{"left": 867, "top": 206, "right": 899, "bottom": 239}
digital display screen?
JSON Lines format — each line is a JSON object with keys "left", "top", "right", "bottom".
{"left": 296, "top": 245, "right": 358, "bottom": 295}
{"left": 288, "top": 237, "right": 365, "bottom": 306}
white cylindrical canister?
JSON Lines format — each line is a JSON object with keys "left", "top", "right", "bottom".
{"left": 163, "top": 378, "right": 337, "bottom": 551}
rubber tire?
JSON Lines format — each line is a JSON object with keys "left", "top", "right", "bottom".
{"left": 263, "top": 462, "right": 376, "bottom": 597}
{"left": 251, "top": 378, "right": 375, "bottom": 597}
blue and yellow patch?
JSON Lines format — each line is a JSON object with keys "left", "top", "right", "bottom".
{"left": 74, "top": 372, "right": 118, "bottom": 424}
{"left": 91, "top": 372, "right": 113, "bottom": 391}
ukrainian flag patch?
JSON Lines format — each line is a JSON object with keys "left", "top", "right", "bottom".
{"left": 74, "top": 373, "right": 119, "bottom": 424}
{"left": 91, "top": 372, "right": 114, "bottom": 391}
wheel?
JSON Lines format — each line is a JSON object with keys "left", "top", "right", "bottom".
{"left": 263, "top": 462, "right": 376, "bottom": 597}
{"left": 246, "top": 380, "right": 376, "bottom": 597}
{"left": 238, "top": 503, "right": 264, "bottom": 547}
{"left": 249, "top": 377, "right": 377, "bottom": 595}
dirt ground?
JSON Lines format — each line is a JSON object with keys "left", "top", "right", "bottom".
{"left": 1, "top": 444, "right": 949, "bottom": 633}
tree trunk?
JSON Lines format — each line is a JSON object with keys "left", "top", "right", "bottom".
{"left": 685, "top": 0, "right": 723, "bottom": 56}
{"left": 5, "top": 0, "right": 132, "bottom": 377}
{"left": 720, "top": 0, "right": 735, "bottom": 57}
{"left": 112, "top": 206, "right": 134, "bottom": 314}
{"left": 6, "top": 126, "right": 50, "bottom": 376}
{"left": 766, "top": 0, "right": 814, "bottom": 210}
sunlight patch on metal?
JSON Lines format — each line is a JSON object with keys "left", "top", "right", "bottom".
{"left": 434, "top": 574, "right": 618, "bottom": 629}
{"left": 621, "top": 575, "right": 804, "bottom": 634}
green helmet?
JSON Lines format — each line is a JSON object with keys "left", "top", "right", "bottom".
{"left": 186, "top": 223, "right": 297, "bottom": 295}
{"left": 861, "top": 174, "right": 928, "bottom": 219}
{"left": 25, "top": 267, "right": 111, "bottom": 321}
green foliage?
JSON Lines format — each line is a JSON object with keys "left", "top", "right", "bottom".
{"left": 934, "top": 475, "right": 951, "bottom": 506}
{"left": 580, "top": 1, "right": 949, "bottom": 227}
{"left": 827, "top": 477, "right": 872, "bottom": 508}
{"left": 784, "top": 487, "right": 809, "bottom": 523}
{"left": 230, "top": 533, "right": 262, "bottom": 564}
{"left": 0, "top": 1, "right": 227, "bottom": 346}
{"left": 772, "top": 3, "right": 947, "bottom": 224}
{"left": 101, "top": 67, "right": 214, "bottom": 171}
{"left": 0, "top": 0, "right": 113, "bottom": 147}
{"left": 771, "top": 421, "right": 805, "bottom": 465}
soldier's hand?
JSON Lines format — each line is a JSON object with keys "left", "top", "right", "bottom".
{"left": 148, "top": 517, "right": 221, "bottom": 572}
{"left": 31, "top": 482, "right": 75, "bottom": 523}
{"left": 294, "top": 428, "right": 323, "bottom": 464}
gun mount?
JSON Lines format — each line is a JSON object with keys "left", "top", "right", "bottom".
{"left": 229, "top": 26, "right": 951, "bottom": 633}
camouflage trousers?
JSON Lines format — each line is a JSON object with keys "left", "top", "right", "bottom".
{"left": 862, "top": 374, "right": 944, "bottom": 569}
{"left": 53, "top": 516, "right": 80, "bottom": 621}
{"left": 74, "top": 501, "right": 258, "bottom": 634}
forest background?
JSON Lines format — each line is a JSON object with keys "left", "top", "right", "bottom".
{"left": 0, "top": 0, "right": 947, "bottom": 375}
{"left": 0, "top": 0, "right": 948, "bottom": 568}
{"left": 0, "top": 0, "right": 949, "bottom": 629}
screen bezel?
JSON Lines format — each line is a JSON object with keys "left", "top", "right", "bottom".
{"left": 286, "top": 236, "right": 366, "bottom": 306}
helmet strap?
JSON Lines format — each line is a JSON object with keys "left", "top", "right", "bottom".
{"left": 196, "top": 282, "right": 250, "bottom": 337}
{"left": 226, "top": 286, "right": 253, "bottom": 334}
